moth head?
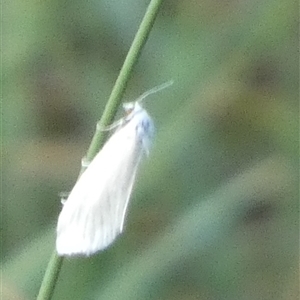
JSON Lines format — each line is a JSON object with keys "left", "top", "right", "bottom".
{"left": 122, "top": 102, "right": 143, "bottom": 120}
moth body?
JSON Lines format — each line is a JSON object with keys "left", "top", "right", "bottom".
{"left": 56, "top": 102, "right": 154, "bottom": 256}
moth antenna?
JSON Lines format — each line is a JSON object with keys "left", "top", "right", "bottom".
{"left": 135, "top": 80, "right": 174, "bottom": 104}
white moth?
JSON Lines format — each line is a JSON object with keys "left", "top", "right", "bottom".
{"left": 56, "top": 81, "right": 173, "bottom": 256}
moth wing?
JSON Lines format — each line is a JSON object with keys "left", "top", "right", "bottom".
{"left": 56, "top": 126, "right": 144, "bottom": 256}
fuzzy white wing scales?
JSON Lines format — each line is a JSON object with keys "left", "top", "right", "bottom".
{"left": 56, "top": 108, "right": 153, "bottom": 256}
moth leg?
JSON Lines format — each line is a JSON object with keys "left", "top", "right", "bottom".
{"left": 59, "top": 191, "right": 70, "bottom": 205}
{"left": 96, "top": 118, "right": 124, "bottom": 132}
{"left": 81, "top": 156, "right": 91, "bottom": 168}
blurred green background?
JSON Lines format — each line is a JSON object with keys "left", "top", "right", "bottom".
{"left": 2, "top": 0, "right": 299, "bottom": 299}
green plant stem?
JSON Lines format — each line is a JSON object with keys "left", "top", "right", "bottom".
{"left": 36, "top": 252, "right": 63, "bottom": 300}
{"left": 36, "top": 0, "right": 164, "bottom": 299}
